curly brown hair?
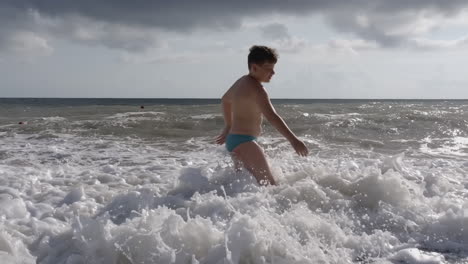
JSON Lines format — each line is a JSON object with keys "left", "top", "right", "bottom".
{"left": 248, "top": 45, "right": 278, "bottom": 70}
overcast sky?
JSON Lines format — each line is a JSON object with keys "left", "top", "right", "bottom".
{"left": 1, "top": 1, "right": 468, "bottom": 99}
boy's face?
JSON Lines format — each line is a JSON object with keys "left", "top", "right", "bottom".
{"left": 253, "top": 62, "right": 276, "bottom": 83}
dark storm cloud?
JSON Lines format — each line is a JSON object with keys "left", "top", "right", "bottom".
{"left": 1, "top": 0, "right": 468, "bottom": 51}
{"left": 0, "top": 6, "right": 32, "bottom": 50}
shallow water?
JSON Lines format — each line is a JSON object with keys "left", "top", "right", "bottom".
{"left": 0, "top": 99, "right": 467, "bottom": 263}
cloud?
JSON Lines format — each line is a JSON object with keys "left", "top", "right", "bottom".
{"left": 6, "top": 31, "right": 53, "bottom": 56}
{"left": 260, "top": 23, "right": 291, "bottom": 40}
{"left": 270, "top": 37, "right": 308, "bottom": 54}
{"left": 119, "top": 52, "right": 203, "bottom": 64}
{"left": 328, "top": 38, "right": 378, "bottom": 54}
{"left": 324, "top": 7, "right": 467, "bottom": 48}
{"left": 1, "top": 1, "right": 468, "bottom": 52}
{"left": 48, "top": 16, "right": 161, "bottom": 52}
{"left": 409, "top": 36, "right": 468, "bottom": 50}
{"left": 0, "top": 10, "right": 162, "bottom": 53}
{"left": 0, "top": 7, "right": 52, "bottom": 57}
{"left": 256, "top": 23, "right": 306, "bottom": 53}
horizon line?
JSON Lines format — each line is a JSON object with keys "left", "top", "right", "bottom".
{"left": 1, "top": 97, "right": 468, "bottom": 101}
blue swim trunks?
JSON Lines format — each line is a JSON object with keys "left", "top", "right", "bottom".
{"left": 225, "top": 134, "right": 257, "bottom": 152}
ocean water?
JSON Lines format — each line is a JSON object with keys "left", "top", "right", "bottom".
{"left": 0, "top": 98, "right": 467, "bottom": 264}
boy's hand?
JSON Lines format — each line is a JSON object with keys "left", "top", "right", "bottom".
{"left": 290, "top": 138, "right": 309, "bottom": 157}
{"left": 215, "top": 126, "right": 230, "bottom": 145}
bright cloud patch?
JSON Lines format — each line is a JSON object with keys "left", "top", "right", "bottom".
{"left": 3, "top": 31, "right": 53, "bottom": 57}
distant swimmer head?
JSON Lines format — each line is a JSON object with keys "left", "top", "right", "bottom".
{"left": 248, "top": 45, "right": 277, "bottom": 83}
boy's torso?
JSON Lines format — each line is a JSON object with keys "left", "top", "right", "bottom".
{"left": 225, "top": 75, "right": 264, "bottom": 137}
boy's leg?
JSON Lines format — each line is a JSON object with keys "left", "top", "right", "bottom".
{"left": 230, "top": 153, "right": 243, "bottom": 172}
{"left": 232, "top": 141, "right": 276, "bottom": 186}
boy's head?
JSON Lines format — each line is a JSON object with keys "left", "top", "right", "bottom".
{"left": 248, "top": 45, "right": 278, "bottom": 83}
{"left": 248, "top": 45, "right": 278, "bottom": 68}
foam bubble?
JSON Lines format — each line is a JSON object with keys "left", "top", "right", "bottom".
{"left": 390, "top": 248, "right": 445, "bottom": 264}
{"left": 0, "top": 195, "right": 28, "bottom": 219}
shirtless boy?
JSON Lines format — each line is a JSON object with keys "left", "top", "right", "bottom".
{"left": 215, "top": 45, "right": 309, "bottom": 186}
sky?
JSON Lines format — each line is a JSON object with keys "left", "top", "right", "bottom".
{"left": 1, "top": 1, "right": 468, "bottom": 99}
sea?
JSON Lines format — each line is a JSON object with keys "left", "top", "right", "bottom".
{"left": 0, "top": 98, "right": 467, "bottom": 264}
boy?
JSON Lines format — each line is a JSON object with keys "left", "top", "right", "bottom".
{"left": 216, "top": 45, "right": 309, "bottom": 186}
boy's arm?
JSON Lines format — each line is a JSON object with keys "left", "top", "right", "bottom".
{"left": 221, "top": 93, "right": 232, "bottom": 128}
{"left": 215, "top": 92, "right": 232, "bottom": 145}
{"left": 255, "top": 88, "right": 296, "bottom": 142}
{"left": 256, "top": 88, "right": 309, "bottom": 156}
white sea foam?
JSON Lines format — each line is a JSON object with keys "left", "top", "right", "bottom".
{"left": 312, "top": 113, "right": 362, "bottom": 120}
{"left": 106, "top": 111, "right": 166, "bottom": 119}
{"left": 1, "top": 101, "right": 468, "bottom": 263}
{"left": 190, "top": 114, "right": 221, "bottom": 120}
{"left": 420, "top": 136, "right": 468, "bottom": 158}
{"left": 390, "top": 248, "right": 445, "bottom": 264}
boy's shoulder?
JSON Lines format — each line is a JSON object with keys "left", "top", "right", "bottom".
{"left": 227, "top": 75, "right": 265, "bottom": 99}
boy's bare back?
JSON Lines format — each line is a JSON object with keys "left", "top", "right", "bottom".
{"left": 222, "top": 75, "right": 264, "bottom": 137}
